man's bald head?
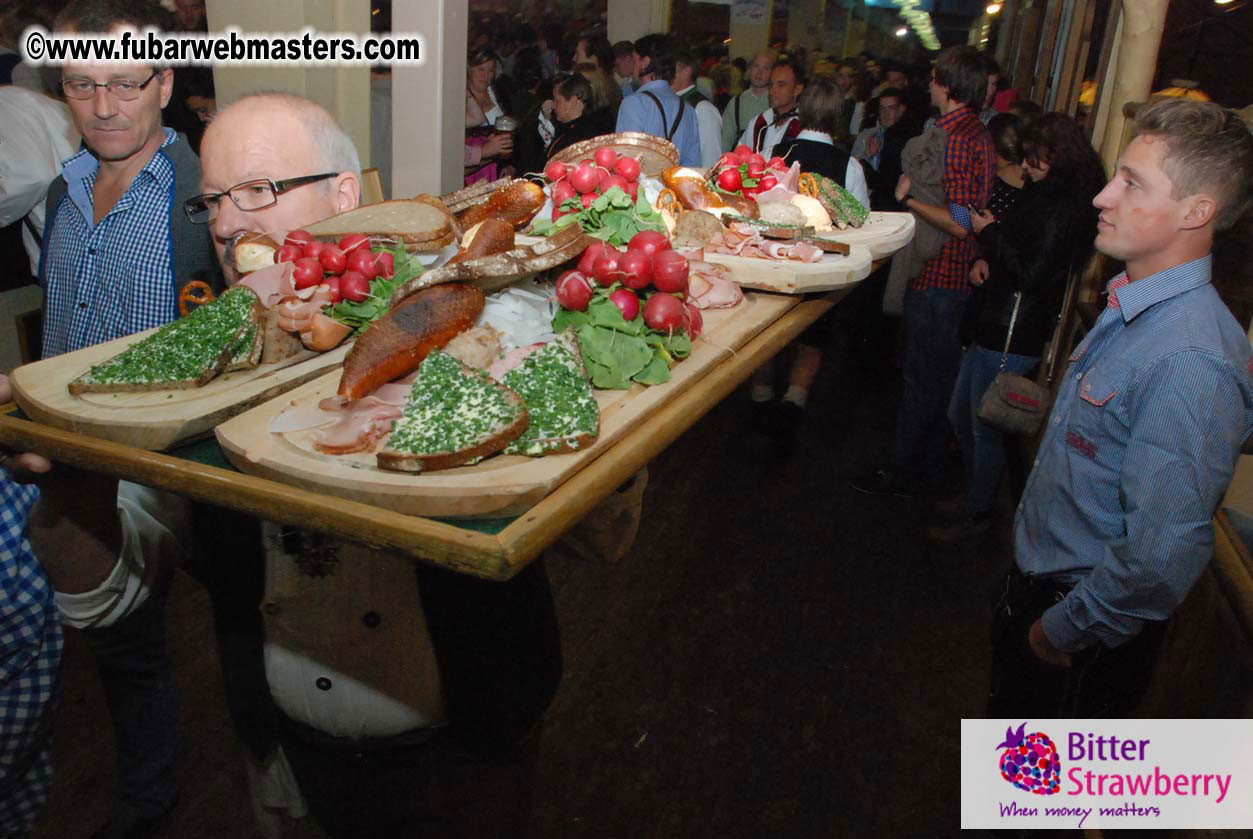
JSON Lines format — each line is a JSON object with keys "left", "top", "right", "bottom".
{"left": 747, "top": 49, "right": 776, "bottom": 92}
{"left": 200, "top": 93, "right": 361, "bottom": 280}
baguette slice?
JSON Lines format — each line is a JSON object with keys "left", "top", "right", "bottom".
{"left": 377, "top": 350, "right": 529, "bottom": 473}
{"left": 303, "top": 200, "right": 451, "bottom": 244}
{"left": 69, "top": 287, "right": 261, "bottom": 395}
{"left": 502, "top": 330, "right": 600, "bottom": 456}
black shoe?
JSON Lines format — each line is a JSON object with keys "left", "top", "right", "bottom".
{"left": 92, "top": 801, "right": 177, "bottom": 839}
{"left": 849, "top": 468, "right": 915, "bottom": 499}
{"left": 927, "top": 511, "right": 993, "bottom": 543}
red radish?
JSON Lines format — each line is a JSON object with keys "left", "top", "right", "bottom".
{"left": 346, "top": 247, "right": 379, "bottom": 281}
{"left": 717, "top": 167, "right": 742, "bottom": 192}
{"left": 555, "top": 270, "right": 594, "bottom": 311}
{"left": 627, "top": 230, "right": 670, "bottom": 257}
{"left": 319, "top": 245, "right": 346, "bottom": 274}
{"left": 292, "top": 257, "right": 324, "bottom": 290}
{"left": 757, "top": 174, "right": 778, "bottom": 191}
{"left": 717, "top": 152, "right": 742, "bottom": 169}
{"left": 651, "top": 249, "right": 689, "bottom": 294}
{"left": 552, "top": 205, "right": 569, "bottom": 221}
{"left": 613, "top": 156, "right": 641, "bottom": 181}
{"left": 569, "top": 163, "right": 599, "bottom": 194}
{"left": 339, "top": 269, "right": 371, "bottom": 303}
{"left": 683, "top": 302, "right": 703, "bottom": 338}
{"left": 275, "top": 243, "right": 303, "bottom": 264}
{"left": 768, "top": 156, "right": 787, "bottom": 171}
{"left": 609, "top": 288, "right": 640, "bottom": 321}
{"left": 626, "top": 181, "right": 639, "bottom": 201}
{"left": 734, "top": 144, "right": 754, "bottom": 158}
{"left": 747, "top": 152, "right": 765, "bottom": 169}
{"left": 746, "top": 159, "right": 766, "bottom": 178}
{"left": 603, "top": 174, "right": 630, "bottom": 194}
{"left": 617, "top": 250, "right": 652, "bottom": 290}
{"left": 552, "top": 178, "right": 577, "bottom": 206}
{"left": 337, "top": 233, "right": 370, "bottom": 255}
{"left": 545, "top": 159, "right": 569, "bottom": 182}
{"left": 594, "top": 147, "right": 618, "bottom": 169}
{"left": 374, "top": 251, "right": 395, "bottom": 278}
{"left": 321, "top": 275, "right": 343, "bottom": 304}
{"left": 580, "top": 158, "right": 595, "bottom": 168}
{"left": 644, "top": 292, "right": 685, "bottom": 331}
{"left": 302, "top": 240, "right": 327, "bottom": 261}
{"left": 577, "top": 241, "right": 617, "bottom": 275}
{"left": 284, "top": 229, "right": 315, "bottom": 248}
{"left": 591, "top": 252, "right": 623, "bottom": 287}
{"left": 596, "top": 168, "right": 613, "bottom": 192}
{"left": 580, "top": 192, "right": 597, "bottom": 209}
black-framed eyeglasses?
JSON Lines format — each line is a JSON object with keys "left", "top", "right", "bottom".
{"left": 62, "top": 71, "right": 160, "bottom": 101}
{"left": 183, "top": 173, "right": 340, "bottom": 224}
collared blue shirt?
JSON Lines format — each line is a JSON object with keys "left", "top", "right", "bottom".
{"left": 615, "top": 79, "right": 702, "bottom": 167}
{"left": 1014, "top": 255, "right": 1253, "bottom": 651}
{"left": 40, "top": 128, "right": 180, "bottom": 358}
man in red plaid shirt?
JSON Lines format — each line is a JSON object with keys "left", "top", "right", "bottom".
{"left": 854, "top": 46, "right": 996, "bottom": 497}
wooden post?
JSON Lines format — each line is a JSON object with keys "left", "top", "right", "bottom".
{"left": 610, "top": 0, "right": 673, "bottom": 46}
{"left": 1097, "top": 0, "right": 1169, "bottom": 173}
{"left": 391, "top": 0, "right": 467, "bottom": 197}
{"left": 204, "top": 0, "right": 371, "bottom": 169}
{"left": 994, "top": 0, "right": 1018, "bottom": 69}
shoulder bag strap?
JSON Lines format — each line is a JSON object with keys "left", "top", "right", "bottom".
{"left": 734, "top": 93, "right": 742, "bottom": 135}
{"left": 998, "top": 291, "right": 1023, "bottom": 373}
{"left": 669, "top": 99, "right": 686, "bottom": 141}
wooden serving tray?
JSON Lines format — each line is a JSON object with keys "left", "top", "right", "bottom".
{"left": 703, "top": 244, "right": 873, "bottom": 294}
{"left": 216, "top": 292, "right": 796, "bottom": 519}
{"left": 810, "top": 211, "right": 915, "bottom": 259}
{"left": 11, "top": 335, "right": 351, "bottom": 451}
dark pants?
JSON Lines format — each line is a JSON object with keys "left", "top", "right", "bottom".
{"left": 986, "top": 568, "right": 1167, "bottom": 718}
{"left": 892, "top": 286, "right": 969, "bottom": 483}
{"left": 279, "top": 714, "right": 541, "bottom": 839}
{"left": 82, "top": 571, "right": 180, "bottom": 823}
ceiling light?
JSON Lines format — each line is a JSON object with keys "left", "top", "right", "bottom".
{"left": 986, "top": 3, "right": 1002, "bottom": 13}
{"left": 1215, "top": 0, "right": 1235, "bottom": 4}
{"left": 895, "top": 27, "right": 908, "bottom": 37}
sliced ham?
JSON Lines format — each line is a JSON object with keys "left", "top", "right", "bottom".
{"left": 238, "top": 262, "right": 298, "bottom": 308}
{"left": 488, "top": 341, "right": 544, "bottom": 381}
{"left": 311, "top": 396, "right": 404, "bottom": 455}
{"left": 688, "top": 265, "right": 743, "bottom": 309}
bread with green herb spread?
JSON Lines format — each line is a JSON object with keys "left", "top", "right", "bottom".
{"left": 68, "top": 286, "right": 262, "bottom": 395}
{"left": 502, "top": 331, "right": 600, "bottom": 456}
{"left": 377, "top": 350, "right": 529, "bottom": 472}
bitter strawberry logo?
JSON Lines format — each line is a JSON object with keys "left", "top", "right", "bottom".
{"left": 996, "top": 722, "right": 1061, "bottom": 795}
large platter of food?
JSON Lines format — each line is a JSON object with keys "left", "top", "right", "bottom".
{"left": 216, "top": 288, "right": 791, "bottom": 519}
{"left": 547, "top": 131, "right": 678, "bottom": 179}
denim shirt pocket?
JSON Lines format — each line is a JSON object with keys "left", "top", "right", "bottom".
{"left": 1066, "top": 359, "right": 1133, "bottom": 471}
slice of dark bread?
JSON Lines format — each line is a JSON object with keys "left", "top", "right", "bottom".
{"left": 68, "top": 287, "right": 261, "bottom": 395}
{"left": 502, "top": 330, "right": 600, "bottom": 457}
{"left": 377, "top": 350, "right": 529, "bottom": 473}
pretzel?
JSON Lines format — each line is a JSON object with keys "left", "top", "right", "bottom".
{"left": 655, "top": 188, "right": 680, "bottom": 217}
{"left": 798, "top": 172, "right": 820, "bottom": 199}
{"left": 178, "top": 281, "right": 216, "bottom": 316}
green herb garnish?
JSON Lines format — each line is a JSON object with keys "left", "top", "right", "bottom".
{"left": 531, "top": 186, "right": 666, "bottom": 248}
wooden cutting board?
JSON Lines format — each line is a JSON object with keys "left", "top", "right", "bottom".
{"left": 216, "top": 292, "right": 797, "bottom": 519}
{"left": 813, "top": 211, "right": 915, "bottom": 259}
{"left": 11, "top": 334, "right": 351, "bottom": 451}
{"left": 704, "top": 243, "right": 874, "bottom": 294}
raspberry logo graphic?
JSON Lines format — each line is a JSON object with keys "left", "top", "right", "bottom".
{"left": 996, "top": 722, "right": 1061, "bottom": 795}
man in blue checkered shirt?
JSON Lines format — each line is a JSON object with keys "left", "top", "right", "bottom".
{"left": 988, "top": 100, "right": 1253, "bottom": 717}
{"left": 23, "top": 2, "right": 219, "bottom": 836}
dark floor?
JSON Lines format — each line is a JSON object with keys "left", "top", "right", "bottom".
{"left": 30, "top": 295, "right": 1246, "bottom": 839}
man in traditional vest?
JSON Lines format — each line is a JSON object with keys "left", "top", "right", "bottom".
{"left": 672, "top": 50, "right": 723, "bottom": 167}
{"left": 736, "top": 59, "right": 804, "bottom": 160}
{"left": 720, "top": 48, "right": 774, "bottom": 153}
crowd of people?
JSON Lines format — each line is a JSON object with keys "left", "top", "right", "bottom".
{"left": 2, "top": 2, "right": 1253, "bottom": 838}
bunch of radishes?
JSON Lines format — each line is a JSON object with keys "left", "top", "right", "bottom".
{"left": 544, "top": 148, "right": 644, "bottom": 220}
{"left": 555, "top": 230, "right": 702, "bottom": 338}
{"left": 710, "top": 144, "right": 790, "bottom": 199}
{"left": 277, "top": 230, "right": 395, "bottom": 303}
